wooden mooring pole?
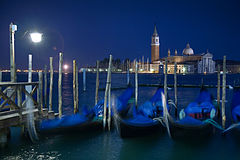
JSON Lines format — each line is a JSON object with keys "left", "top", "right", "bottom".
{"left": 135, "top": 60, "right": 138, "bottom": 107}
{"left": 76, "top": 64, "right": 79, "bottom": 111}
{"left": 25, "top": 54, "right": 32, "bottom": 129}
{"left": 44, "top": 65, "right": 47, "bottom": 108}
{"left": 147, "top": 58, "right": 149, "bottom": 72}
{"left": 217, "top": 64, "right": 220, "bottom": 118}
{"left": 17, "top": 85, "right": 22, "bottom": 121}
{"left": 174, "top": 62, "right": 177, "bottom": 117}
{"left": 222, "top": 56, "right": 226, "bottom": 128}
{"left": 26, "top": 54, "right": 32, "bottom": 100}
{"left": 164, "top": 58, "right": 168, "bottom": 102}
{"left": 127, "top": 60, "right": 130, "bottom": 86}
{"left": 83, "top": 68, "right": 86, "bottom": 91}
{"left": 103, "top": 55, "right": 112, "bottom": 130}
{"left": 0, "top": 71, "right": 2, "bottom": 91}
{"left": 38, "top": 71, "right": 43, "bottom": 112}
{"left": 49, "top": 57, "right": 53, "bottom": 111}
{"left": 95, "top": 61, "right": 99, "bottom": 105}
{"left": 58, "top": 53, "right": 63, "bottom": 118}
{"left": 108, "top": 65, "right": 112, "bottom": 131}
{"left": 28, "top": 54, "right": 32, "bottom": 83}
{"left": 73, "top": 60, "right": 77, "bottom": 113}
{"left": 9, "top": 23, "right": 17, "bottom": 83}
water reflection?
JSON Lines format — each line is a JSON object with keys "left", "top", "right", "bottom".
{"left": 62, "top": 73, "right": 74, "bottom": 114}
{"left": 119, "top": 133, "right": 165, "bottom": 160}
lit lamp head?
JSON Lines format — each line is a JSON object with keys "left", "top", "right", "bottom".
{"left": 10, "top": 24, "right": 17, "bottom": 32}
{"left": 30, "top": 32, "right": 42, "bottom": 43}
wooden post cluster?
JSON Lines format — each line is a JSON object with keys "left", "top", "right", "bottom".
{"left": 73, "top": 60, "right": 79, "bottom": 114}
{"left": 95, "top": 61, "right": 99, "bottom": 105}
{"left": 222, "top": 56, "right": 226, "bottom": 128}
{"left": 103, "top": 55, "right": 112, "bottom": 130}
{"left": 58, "top": 53, "right": 63, "bottom": 118}
{"left": 135, "top": 60, "right": 138, "bottom": 107}
{"left": 49, "top": 57, "right": 53, "bottom": 111}
{"left": 217, "top": 64, "right": 220, "bottom": 118}
{"left": 164, "top": 58, "right": 168, "bottom": 103}
{"left": 174, "top": 62, "right": 177, "bottom": 117}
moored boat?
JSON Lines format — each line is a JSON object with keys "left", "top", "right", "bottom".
{"left": 38, "top": 87, "right": 134, "bottom": 134}
{"left": 114, "top": 88, "right": 168, "bottom": 138}
{"left": 164, "top": 88, "right": 217, "bottom": 139}
{"left": 223, "top": 90, "right": 240, "bottom": 135}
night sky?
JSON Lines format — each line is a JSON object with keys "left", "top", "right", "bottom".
{"left": 0, "top": 0, "right": 240, "bottom": 69}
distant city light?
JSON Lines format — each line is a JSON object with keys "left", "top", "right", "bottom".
{"left": 182, "top": 67, "right": 186, "bottom": 73}
{"left": 30, "top": 32, "right": 42, "bottom": 43}
{"left": 63, "top": 64, "right": 69, "bottom": 70}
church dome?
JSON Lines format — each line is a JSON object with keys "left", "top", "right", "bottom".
{"left": 182, "top": 43, "right": 194, "bottom": 55}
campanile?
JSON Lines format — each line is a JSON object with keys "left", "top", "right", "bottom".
{"left": 151, "top": 25, "right": 160, "bottom": 62}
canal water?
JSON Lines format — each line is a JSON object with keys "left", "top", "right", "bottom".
{"left": 1, "top": 72, "right": 240, "bottom": 160}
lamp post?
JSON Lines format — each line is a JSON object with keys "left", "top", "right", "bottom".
{"left": 28, "top": 32, "right": 42, "bottom": 83}
{"left": 9, "top": 23, "right": 17, "bottom": 82}
{"left": 26, "top": 32, "right": 43, "bottom": 95}
{"left": 25, "top": 32, "right": 42, "bottom": 143}
{"left": 30, "top": 32, "right": 42, "bottom": 70}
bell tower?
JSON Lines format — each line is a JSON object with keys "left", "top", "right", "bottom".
{"left": 151, "top": 25, "right": 160, "bottom": 63}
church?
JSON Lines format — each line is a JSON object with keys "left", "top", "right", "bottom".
{"left": 137, "top": 25, "right": 216, "bottom": 74}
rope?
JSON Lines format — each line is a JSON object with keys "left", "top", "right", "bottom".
{"left": 203, "top": 119, "right": 224, "bottom": 130}
{"left": 222, "top": 122, "right": 240, "bottom": 134}
{"left": 167, "top": 99, "right": 177, "bottom": 114}
{"left": 168, "top": 101, "right": 177, "bottom": 109}
{"left": 153, "top": 117, "right": 166, "bottom": 127}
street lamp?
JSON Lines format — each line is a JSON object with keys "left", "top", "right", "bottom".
{"left": 30, "top": 32, "right": 42, "bottom": 43}
{"left": 29, "top": 32, "right": 42, "bottom": 72}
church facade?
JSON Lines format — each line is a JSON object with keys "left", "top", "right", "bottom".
{"left": 198, "top": 52, "right": 215, "bottom": 73}
{"left": 146, "top": 25, "right": 216, "bottom": 74}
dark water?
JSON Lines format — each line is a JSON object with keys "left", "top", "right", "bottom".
{"left": 1, "top": 72, "right": 240, "bottom": 160}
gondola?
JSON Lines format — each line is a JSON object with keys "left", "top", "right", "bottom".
{"left": 38, "top": 87, "right": 134, "bottom": 134}
{"left": 38, "top": 106, "right": 102, "bottom": 134}
{"left": 114, "top": 88, "right": 167, "bottom": 138}
{"left": 231, "top": 90, "right": 240, "bottom": 128}
{"left": 223, "top": 90, "right": 240, "bottom": 135}
{"left": 165, "top": 88, "right": 217, "bottom": 139}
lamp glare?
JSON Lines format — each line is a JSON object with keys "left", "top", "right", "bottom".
{"left": 30, "top": 33, "right": 42, "bottom": 43}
